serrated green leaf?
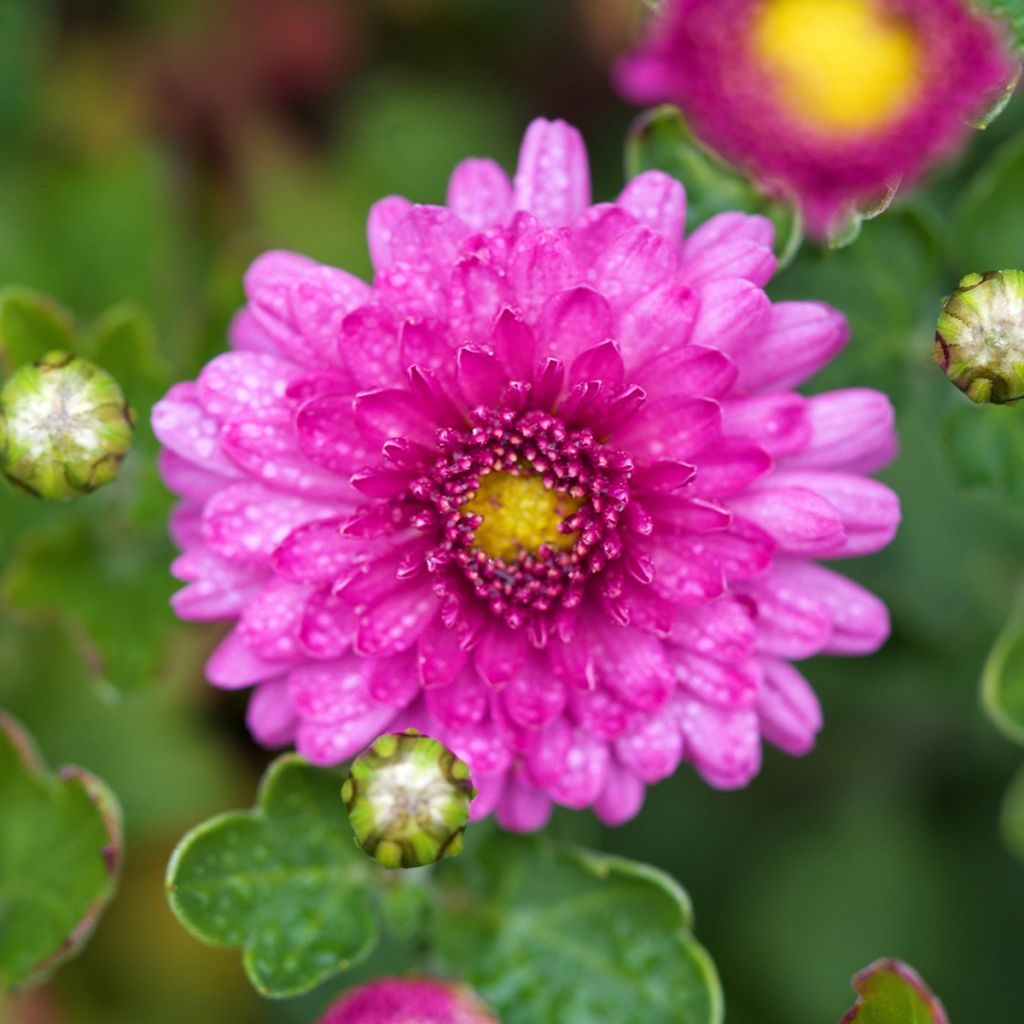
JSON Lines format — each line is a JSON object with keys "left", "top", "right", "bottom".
{"left": 625, "top": 105, "right": 803, "bottom": 267}
{"left": 0, "top": 711, "right": 122, "bottom": 992}
{"left": 0, "top": 286, "right": 77, "bottom": 373}
{"left": 432, "top": 832, "right": 722, "bottom": 1024}
{"left": 839, "top": 959, "right": 947, "bottom": 1023}
{"left": 166, "top": 755, "right": 379, "bottom": 999}
{"left": 982, "top": 585, "right": 1024, "bottom": 742}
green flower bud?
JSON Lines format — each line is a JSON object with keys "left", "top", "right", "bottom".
{"left": 342, "top": 730, "right": 475, "bottom": 869}
{"left": 934, "top": 270, "right": 1024, "bottom": 404}
{"left": 0, "top": 351, "right": 134, "bottom": 500}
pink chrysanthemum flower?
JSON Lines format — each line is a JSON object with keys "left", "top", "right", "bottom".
{"left": 318, "top": 978, "right": 497, "bottom": 1024}
{"left": 617, "top": 0, "right": 1018, "bottom": 235}
{"left": 153, "top": 119, "right": 900, "bottom": 831}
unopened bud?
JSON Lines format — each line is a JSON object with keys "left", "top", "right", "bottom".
{"left": 318, "top": 978, "right": 498, "bottom": 1024}
{"left": 341, "top": 730, "right": 474, "bottom": 869}
{"left": 0, "top": 352, "right": 134, "bottom": 500}
{"left": 934, "top": 270, "right": 1024, "bottom": 404}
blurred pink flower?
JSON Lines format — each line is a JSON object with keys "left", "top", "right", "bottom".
{"left": 617, "top": 0, "right": 1018, "bottom": 235}
{"left": 318, "top": 978, "right": 497, "bottom": 1024}
{"left": 153, "top": 118, "right": 899, "bottom": 831}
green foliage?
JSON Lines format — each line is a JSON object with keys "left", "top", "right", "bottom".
{"left": 625, "top": 105, "right": 803, "bottom": 266}
{"left": 839, "top": 960, "right": 947, "bottom": 1023}
{"left": 0, "top": 712, "right": 122, "bottom": 992}
{"left": 941, "top": 402, "right": 1024, "bottom": 506}
{"left": 166, "top": 756, "right": 378, "bottom": 999}
{"left": 0, "top": 285, "right": 77, "bottom": 373}
{"left": 1000, "top": 760, "right": 1024, "bottom": 860}
{"left": 431, "top": 833, "right": 722, "bottom": 1024}
{"left": 977, "top": 0, "right": 1024, "bottom": 54}
{"left": 982, "top": 585, "right": 1024, "bottom": 742}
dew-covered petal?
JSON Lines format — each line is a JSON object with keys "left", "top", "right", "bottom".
{"left": 680, "top": 701, "right": 761, "bottom": 789}
{"left": 207, "top": 627, "right": 290, "bottom": 689}
{"left": 448, "top": 157, "right": 513, "bottom": 229}
{"left": 617, "top": 170, "right": 686, "bottom": 242}
{"left": 246, "top": 680, "right": 297, "bottom": 748}
{"left": 513, "top": 118, "right": 591, "bottom": 227}
{"left": 727, "top": 486, "right": 845, "bottom": 557}
{"left": 757, "top": 657, "right": 823, "bottom": 756}
{"left": 615, "top": 707, "right": 684, "bottom": 782}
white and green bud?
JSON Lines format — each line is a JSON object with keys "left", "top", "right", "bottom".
{"left": 935, "top": 270, "right": 1024, "bottom": 404}
{"left": 342, "top": 730, "right": 475, "bottom": 869}
{"left": 0, "top": 351, "right": 134, "bottom": 500}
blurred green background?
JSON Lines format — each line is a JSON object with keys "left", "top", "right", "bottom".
{"left": 2, "top": 1, "right": 1024, "bottom": 1022}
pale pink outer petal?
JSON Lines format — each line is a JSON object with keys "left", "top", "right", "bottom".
{"left": 246, "top": 681, "right": 298, "bottom": 747}
{"left": 617, "top": 170, "right": 687, "bottom": 242}
{"left": 680, "top": 701, "right": 762, "bottom": 788}
{"left": 447, "top": 157, "right": 514, "bottom": 230}
{"left": 496, "top": 778, "right": 554, "bottom": 832}
{"left": 512, "top": 118, "right": 591, "bottom": 226}
{"left": 783, "top": 388, "right": 897, "bottom": 474}
{"left": 367, "top": 196, "right": 413, "bottom": 271}
{"left": 206, "top": 627, "right": 290, "bottom": 689}
{"left": 594, "top": 762, "right": 646, "bottom": 826}
{"left": 756, "top": 658, "right": 823, "bottom": 756}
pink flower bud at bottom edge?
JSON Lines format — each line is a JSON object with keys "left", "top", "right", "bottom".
{"left": 317, "top": 978, "right": 499, "bottom": 1024}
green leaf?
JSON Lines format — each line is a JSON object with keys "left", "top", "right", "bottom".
{"left": 625, "top": 105, "right": 803, "bottom": 267}
{"left": 0, "top": 285, "right": 77, "bottom": 374}
{"left": 84, "top": 303, "right": 168, "bottom": 397}
{"left": 1000, "top": 760, "right": 1024, "bottom": 859}
{"left": 432, "top": 831, "right": 722, "bottom": 1024}
{"left": 976, "top": 0, "right": 1024, "bottom": 55}
{"left": 166, "top": 755, "right": 379, "bottom": 999}
{"left": 839, "top": 959, "right": 948, "bottom": 1023}
{"left": 982, "top": 584, "right": 1024, "bottom": 742}
{"left": 3, "top": 519, "right": 177, "bottom": 696}
{"left": 941, "top": 401, "right": 1024, "bottom": 507}
{"left": 953, "top": 132, "right": 1024, "bottom": 272}
{"left": 0, "top": 711, "right": 122, "bottom": 992}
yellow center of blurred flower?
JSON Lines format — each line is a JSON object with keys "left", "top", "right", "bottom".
{"left": 462, "top": 471, "right": 580, "bottom": 562}
{"left": 753, "top": 0, "right": 923, "bottom": 135}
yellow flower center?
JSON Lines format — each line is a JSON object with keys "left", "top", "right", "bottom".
{"left": 752, "top": 0, "right": 923, "bottom": 135}
{"left": 462, "top": 471, "right": 581, "bottom": 563}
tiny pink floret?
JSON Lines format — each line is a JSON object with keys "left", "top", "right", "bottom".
{"left": 318, "top": 978, "right": 498, "bottom": 1024}
{"left": 153, "top": 118, "right": 900, "bottom": 830}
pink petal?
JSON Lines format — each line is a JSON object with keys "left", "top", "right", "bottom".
{"left": 440, "top": 717, "right": 514, "bottom": 778}
{"left": 272, "top": 517, "right": 363, "bottom": 584}
{"left": 691, "top": 439, "right": 771, "bottom": 497}
{"left": 198, "top": 352, "right": 301, "bottom": 421}
{"left": 737, "top": 302, "right": 848, "bottom": 392}
{"left": 740, "top": 572, "right": 833, "bottom": 659}
{"left": 615, "top": 396, "right": 721, "bottom": 462}
{"left": 448, "top": 257, "right": 512, "bottom": 345}
{"left": 297, "top": 708, "right": 399, "bottom": 766}
{"left": 571, "top": 203, "right": 637, "bottom": 266}
{"left": 426, "top": 668, "right": 488, "bottom": 729}
{"left": 536, "top": 286, "right": 612, "bottom": 365}
{"left": 727, "top": 486, "right": 845, "bottom": 557}
{"left": 669, "top": 598, "right": 757, "bottom": 662}
{"left": 400, "top": 317, "right": 456, "bottom": 383}
{"left": 474, "top": 621, "right": 528, "bottom": 688}
{"left": 239, "top": 578, "right": 309, "bottom": 662}
{"left": 615, "top": 707, "right": 684, "bottom": 782}
{"left": 721, "top": 393, "right": 811, "bottom": 457}
{"left": 354, "top": 388, "right": 437, "bottom": 448}
{"left": 783, "top": 388, "right": 897, "bottom": 474}
{"left": 296, "top": 394, "right": 377, "bottom": 475}
{"left": 246, "top": 681, "right": 297, "bottom": 748}
{"left": 527, "top": 718, "right": 609, "bottom": 809}
{"left": 680, "top": 701, "right": 762, "bottom": 789}
{"left": 355, "top": 583, "right": 438, "bottom": 657}
{"left": 500, "top": 654, "right": 567, "bottom": 730}
{"left": 207, "top": 627, "right": 289, "bottom": 689}
{"left": 675, "top": 651, "right": 761, "bottom": 709}
{"left": 203, "top": 484, "right": 331, "bottom": 566}
{"left": 457, "top": 345, "right": 508, "bottom": 408}
{"left": 367, "top": 195, "right": 413, "bottom": 271}
{"left": 513, "top": 118, "right": 591, "bottom": 227}
{"left": 649, "top": 538, "right": 726, "bottom": 604}
{"left": 595, "top": 628, "right": 675, "bottom": 711}
{"left": 508, "top": 227, "right": 581, "bottom": 319}
{"left": 496, "top": 779, "right": 553, "bottom": 832}
{"left": 617, "top": 170, "right": 686, "bottom": 242}
{"left": 228, "top": 308, "right": 278, "bottom": 355}
{"left": 152, "top": 383, "right": 241, "bottom": 478}
{"left": 570, "top": 340, "right": 624, "bottom": 390}
{"left": 757, "top": 658, "right": 822, "bottom": 756}
{"left": 685, "top": 211, "right": 775, "bottom": 252}
{"left": 618, "top": 281, "right": 699, "bottom": 367}
{"left": 769, "top": 471, "right": 900, "bottom": 557}
{"left": 681, "top": 239, "right": 776, "bottom": 288}
{"left": 468, "top": 770, "right": 506, "bottom": 821}
{"left": 590, "top": 224, "right": 679, "bottom": 309}
{"left": 631, "top": 345, "right": 737, "bottom": 401}
{"left": 222, "top": 408, "right": 355, "bottom": 500}
{"left": 387, "top": 205, "right": 471, "bottom": 278}
{"left": 569, "top": 684, "right": 638, "bottom": 740}
{"left": 772, "top": 560, "right": 890, "bottom": 655}
{"left": 289, "top": 656, "right": 375, "bottom": 723}
{"left": 594, "top": 763, "right": 645, "bottom": 826}
{"left": 418, "top": 621, "right": 470, "bottom": 687}
{"left": 300, "top": 587, "right": 357, "bottom": 659}
{"left": 338, "top": 305, "right": 402, "bottom": 390}
{"left": 447, "top": 157, "right": 513, "bottom": 230}
{"left": 689, "top": 279, "right": 772, "bottom": 357}
{"left": 492, "top": 309, "right": 536, "bottom": 381}
{"left": 158, "top": 449, "right": 231, "bottom": 501}
{"left": 699, "top": 519, "right": 776, "bottom": 580}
